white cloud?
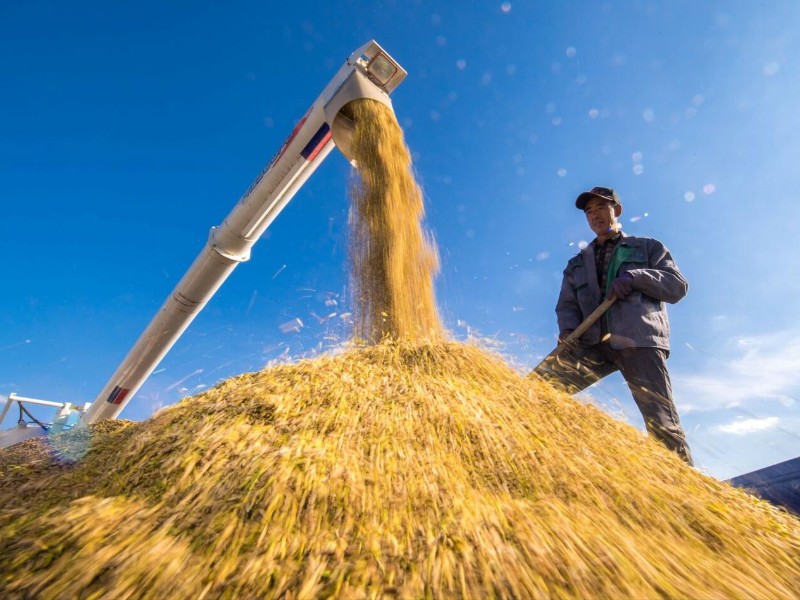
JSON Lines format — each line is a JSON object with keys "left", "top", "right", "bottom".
{"left": 676, "top": 329, "right": 800, "bottom": 411}
{"left": 716, "top": 416, "right": 780, "bottom": 436}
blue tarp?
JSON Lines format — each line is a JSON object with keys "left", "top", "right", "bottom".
{"left": 728, "top": 457, "right": 800, "bottom": 515}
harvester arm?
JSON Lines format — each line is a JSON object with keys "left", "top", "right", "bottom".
{"left": 80, "top": 41, "right": 406, "bottom": 424}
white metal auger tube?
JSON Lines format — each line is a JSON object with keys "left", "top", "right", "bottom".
{"left": 80, "top": 41, "right": 406, "bottom": 425}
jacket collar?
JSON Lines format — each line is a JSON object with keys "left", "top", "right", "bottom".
{"left": 592, "top": 231, "right": 622, "bottom": 249}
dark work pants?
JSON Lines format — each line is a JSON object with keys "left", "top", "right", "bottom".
{"left": 541, "top": 342, "right": 694, "bottom": 466}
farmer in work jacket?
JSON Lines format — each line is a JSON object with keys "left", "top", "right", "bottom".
{"left": 545, "top": 186, "right": 694, "bottom": 465}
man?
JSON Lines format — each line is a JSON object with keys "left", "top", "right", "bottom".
{"left": 545, "top": 186, "right": 694, "bottom": 465}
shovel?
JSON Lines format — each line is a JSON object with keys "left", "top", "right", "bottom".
{"left": 530, "top": 296, "right": 616, "bottom": 378}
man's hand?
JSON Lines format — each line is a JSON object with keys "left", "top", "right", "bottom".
{"left": 610, "top": 272, "right": 634, "bottom": 299}
{"left": 558, "top": 329, "right": 575, "bottom": 344}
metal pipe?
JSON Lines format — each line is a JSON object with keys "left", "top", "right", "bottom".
{"left": 0, "top": 392, "right": 68, "bottom": 425}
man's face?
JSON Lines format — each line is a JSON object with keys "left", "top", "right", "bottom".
{"left": 584, "top": 197, "right": 620, "bottom": 237}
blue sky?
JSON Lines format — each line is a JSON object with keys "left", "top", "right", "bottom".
{"left": 2, "top": 0, "right": 798, "bottom": 480}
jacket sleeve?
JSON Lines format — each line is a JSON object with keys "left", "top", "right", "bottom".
{"left": 555, "top": 266, "right": 583, "bottom": 333}
{"left": 628, "top": 239, "right": 688, "bottom": 304}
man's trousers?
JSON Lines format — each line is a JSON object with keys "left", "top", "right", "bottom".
{"left": 541, "top": 342, "right": 694, "bottom": 465}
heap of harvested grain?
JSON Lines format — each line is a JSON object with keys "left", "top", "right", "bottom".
{"left": 2, "top": 99, "right": 799, "bottom": 598}
{"left": 2, "top": 342, "right": 799, "bottom": 598}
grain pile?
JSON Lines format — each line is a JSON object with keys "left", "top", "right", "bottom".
{"left": 2, "top": 342, "right": 799, "bottom": 598}
{"left": 2, "top": 100, "right": 800, "bottom": 599}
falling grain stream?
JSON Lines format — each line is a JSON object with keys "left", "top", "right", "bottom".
{"left": 348, "top": 99, "right": 443, "bottom": 343}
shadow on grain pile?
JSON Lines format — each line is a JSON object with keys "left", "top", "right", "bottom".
{"left": 1, "top": 340, "right": 800, "bottom": 598}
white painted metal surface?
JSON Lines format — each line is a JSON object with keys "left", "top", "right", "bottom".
{"left": 0, "top": 393, "right": 89, "bottom": 448}
{"left": 79, "top": 41, "right": 406, "bottom": 424}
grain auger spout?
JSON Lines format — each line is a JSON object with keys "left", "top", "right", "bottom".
{"left": 75, "top": 41, "right": 406, "bottom": 425}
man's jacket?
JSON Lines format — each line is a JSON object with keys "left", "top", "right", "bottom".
{"left": 556, "top": 233, "right": 688, "bottom": 350}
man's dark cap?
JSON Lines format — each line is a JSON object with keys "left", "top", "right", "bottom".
{"left": 575, "top": 186, "right": 620, "bottom": 210}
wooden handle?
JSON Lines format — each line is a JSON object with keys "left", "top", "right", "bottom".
{"left": 532, "top": 296, "right": 617, "bottom": 376}
{"left": 560, "top": 296, "right": 616, "bottom": 347}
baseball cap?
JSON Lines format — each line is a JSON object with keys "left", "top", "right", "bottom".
{"left": 575, "top": 186, "right": 620, "bottom": 210}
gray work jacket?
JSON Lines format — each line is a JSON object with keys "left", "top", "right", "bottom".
{"left": 555, "top": 233, "right": 688, "bottom": 350}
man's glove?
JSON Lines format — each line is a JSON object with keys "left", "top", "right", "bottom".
{"left": 610, "top": 272, "right": 634, "bottom": 299}
{"left": 558, "top": 329, "right": 575, "bottom": 344}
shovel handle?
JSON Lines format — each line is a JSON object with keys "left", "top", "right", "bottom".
{"left": 560, "top": 296, "right": 617, "bottom": 348}
{"left": 533, "top": 296, "right": 617, "bottom": 374}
